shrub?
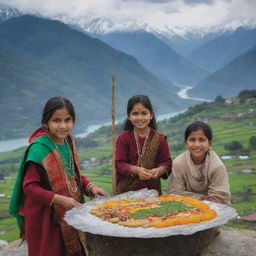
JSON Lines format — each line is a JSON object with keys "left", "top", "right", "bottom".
{"left": 215, "top": 95, "right": 225, "bottom": 103}
{"left": 249, "top": 136, "right": 256, "bottom": 150}
{"left": 238, "top": 90, "right": 256, "bottom": 103}
{"left": 224, "top": 141, "right": 243, "bottom": 152}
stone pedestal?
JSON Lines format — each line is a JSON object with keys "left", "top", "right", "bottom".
{"left": 86, "top": 228, "right": 215, "bottom": 256}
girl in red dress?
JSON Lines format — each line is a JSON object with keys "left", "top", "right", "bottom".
{"left": 9, "top": 96, "right": 108, "bottom": 256}
{"left": 115, "top": 95, "right": 172, "bottom": 195}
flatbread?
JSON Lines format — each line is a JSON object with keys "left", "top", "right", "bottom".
{"left": 90, "top": 195, "right": 217, "bottom": 228}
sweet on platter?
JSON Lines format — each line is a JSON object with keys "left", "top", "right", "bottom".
{"left": 90, "top": 195, "right": 217, "bottom": 228}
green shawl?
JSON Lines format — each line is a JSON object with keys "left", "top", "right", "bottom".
{"left": 9, "top": 133, "right": 87, "bottom": 255}
{"left": 8, "top": 135, "right": 56, "bottom": 230}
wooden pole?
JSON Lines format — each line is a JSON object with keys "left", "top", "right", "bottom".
{"left": 111, "top": 75, "right": 116, "bottom": 195}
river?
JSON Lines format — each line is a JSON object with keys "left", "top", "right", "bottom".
{"left": 0, "top": 111, "right": 184, "bottom": 153}
{"left": 177, "top": 86, "right": 211, "bottom": 102}
{"left": 0, "top": 86, "right": 210, "bottom": 153}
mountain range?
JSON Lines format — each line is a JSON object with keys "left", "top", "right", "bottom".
{"left": 0, "top": 4, "right": 256, "bottom": 139}
{"left": 66, "top": 16, "right": 256, "bottom": 91}
{"left": 0, "top": 15, "right": 192, "bottom": 139}
{"left": 94, "top": 31, "right": 209, "bottom": 85}
{"left": 63, "top": 16, "right": 256, "bottom": 57}
{"left": 0, "top": 3, "right": 20, "bottom": 23}
{"left": 189, "top": 45, "right": 256, "bottom": 99}
{"left": 189, "top": 27, "right": 256, "bottom": 72}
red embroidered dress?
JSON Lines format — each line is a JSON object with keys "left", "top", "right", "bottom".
{"left": 9, "top": 128, "right": 91, "bottom": 256}
{"left": 115, "top": 128, "right": 172, "bottom": 194}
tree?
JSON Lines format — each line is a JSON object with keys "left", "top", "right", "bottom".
{"left": 249, "top": 136, "right": 256, "bottom": 150}
{"left": 224, "top": 141, "right": 243, "bottom": 151}
{"left": 215, "top": 95, "right": 225, "bottom": 103}
{"left": 238, "top": 90, "right": 256, "bottom": 103}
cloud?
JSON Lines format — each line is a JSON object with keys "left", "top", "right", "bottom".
{"left": 122, "top": 0, "right": 174, "bottom": 3}
{"left": 1, "top": 0, "right": 255, "bottom": 29}
{"left": 183, "top": 0, "right": 215, "bottom": 5}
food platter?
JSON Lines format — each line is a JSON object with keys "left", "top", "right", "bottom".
{"left": 64, "top": 189, "right": 237, "bottom": 238}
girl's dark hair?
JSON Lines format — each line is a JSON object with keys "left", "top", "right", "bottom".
{"left": 184, "top": 121, "right": 212, "bottom": 142}
{"left": 41, "top": 96, "right": 75, "bottom": 125}
{"left": 123, "top": 95, "right": 157, "bottom": 130}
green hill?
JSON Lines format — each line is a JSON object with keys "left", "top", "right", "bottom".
{"left": 0, "top": 96, "right": 255, "bottom": 242}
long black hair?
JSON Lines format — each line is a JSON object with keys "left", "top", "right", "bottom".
{"left": 184, "top": 121, "right": 213, "bottom": 142}
{"left": 41, "top": 96, "right": 76, "bottom": 125}
{"left": 123, "top": 95, "right": 157, "bottom": 130}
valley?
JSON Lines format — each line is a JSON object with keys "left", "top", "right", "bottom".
{"left": 0, "top": 95, "right": 255, "bottom": 243}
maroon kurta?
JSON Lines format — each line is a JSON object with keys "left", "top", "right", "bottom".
{"left": 23, "top": 162, "right": 90, "bottom": 256}
{"left": 115, "top": 128, "right": 172, "bottom": 191}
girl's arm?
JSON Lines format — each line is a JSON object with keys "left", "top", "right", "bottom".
{"left": 115, "top": 133, "right": 134, "bottom": 177}
{"left": 81, "top": 175, "right": 109, "bottom": 198}
{"left": 151, "top": 137, "right": 172, "bottom": 179}
{"left": 23, "top": 161, "right": 55, "bottom": 206}
{"left": 24, "top": 162, "right": 81, "bottom": 209}
{"left": 206, "top": 165, "right": 231, "bottom": 204}
{"left": 115, "top": 133, "right": 153, "bottom": 180}
{"left": 167, "top": 161, "right": 187, "bottom": 193}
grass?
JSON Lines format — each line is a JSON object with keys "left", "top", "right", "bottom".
{"left": 79, "top": 145, "right": 112, "bottom": 160}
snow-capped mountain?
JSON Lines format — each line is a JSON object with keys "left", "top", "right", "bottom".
{"left": 60, "top": 16, "right": 256, "bottom": 39}
{"left": 53, "top": 15, "right": 256, "bottom": 56}
{"left": 82, "top": 18, "right": 157, "bottom": 34}
{"left": 0, "top": 3, "right": 21, "bottom": 22}
{"left": 1, "top": 3, "right": 255, "bottom": 41}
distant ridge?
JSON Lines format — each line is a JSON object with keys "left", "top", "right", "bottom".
{"left": 189, "top": 27, "right": 256, "bottom": 72}
{"left": 95, "top": 31, "right": 209, "bottom": 84}
{"left": 189, "top": 46, "right": 256, "bottom": 99}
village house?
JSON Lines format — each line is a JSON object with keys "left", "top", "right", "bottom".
{"left": 225, "top": 97, "right": 240, "bottom": 104}
{"left": 240, "top": 212, "right": 256, "bottom": 226}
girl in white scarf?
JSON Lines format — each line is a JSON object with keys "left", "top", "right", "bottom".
{"left": 168, "top": 121, "right": 230, "bottom": 205}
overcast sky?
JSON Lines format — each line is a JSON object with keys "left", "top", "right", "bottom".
{"left": 1, "top": 0, "right": 256, "bottom": 29}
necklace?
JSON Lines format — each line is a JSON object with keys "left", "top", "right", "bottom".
{"left": 133, "top": 130, "right": 150, "bottom": 165}
{"left": 49, "top": 136, "right": 78, "bottom": 193}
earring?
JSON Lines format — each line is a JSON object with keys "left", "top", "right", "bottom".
{"left": 42, "top": 125, "right": 48, "bottom": 132}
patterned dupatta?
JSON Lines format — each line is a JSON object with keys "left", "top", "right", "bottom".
{"left": 116, "top": 130, "right": 165, "bottom": 195}
{"left": 9, "top": 132, "right": 87, "bottom": 256}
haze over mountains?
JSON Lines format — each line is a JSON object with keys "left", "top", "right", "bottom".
{"left": 0, "top": 15, "right": 191, "bottom": 139}
{"left": 0, "top": 3, "right": 256, "bottom": 139}
{"left": 189, "top": 27, "right": 256, "bottom": 72}
{"left": 94, "top": 31, "right": 209, "bottom": 84}
{"left": 76, "top": 16, "right": 256, "bottom": 94}
{"left": 189, "top": 46, "right": 256, "bottom": 99}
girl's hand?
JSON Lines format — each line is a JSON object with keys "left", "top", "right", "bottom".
{"left": 201, "top": 195, "right": 224, "bottom": 204}
{"left": 53, "top": 194, "right": 81, "bottom": 210}
{"left": 136, "top": 167, "right": 153, "bottom": 180}
{"left": 150, "top": 168, "right": 161, "bottom": 179}
{"left": 150, "top": 167, "right": 167, "bottom": 179}
{"left": 90, "top": 185, "right": 109, "bottom": 198}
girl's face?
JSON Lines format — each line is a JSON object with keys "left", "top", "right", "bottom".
{"left": 129, "top": 103, "right": 153, "bottom": 133}
{"left": 46, "top": 108, "right": 73, "bottom": 144}
{"left": 185, "top": 129, "right": 211, "bottom": 165}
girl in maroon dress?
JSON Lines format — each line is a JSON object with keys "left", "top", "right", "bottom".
{"left": 115, "top": 95, "right": 172, "bottom": 195}
{"left": 9, "top": 97, "right": 108, "bottom": 256}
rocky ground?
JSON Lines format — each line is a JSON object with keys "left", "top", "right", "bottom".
{"left": 0, "top": 226, "right": 255, "bottom": 256}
